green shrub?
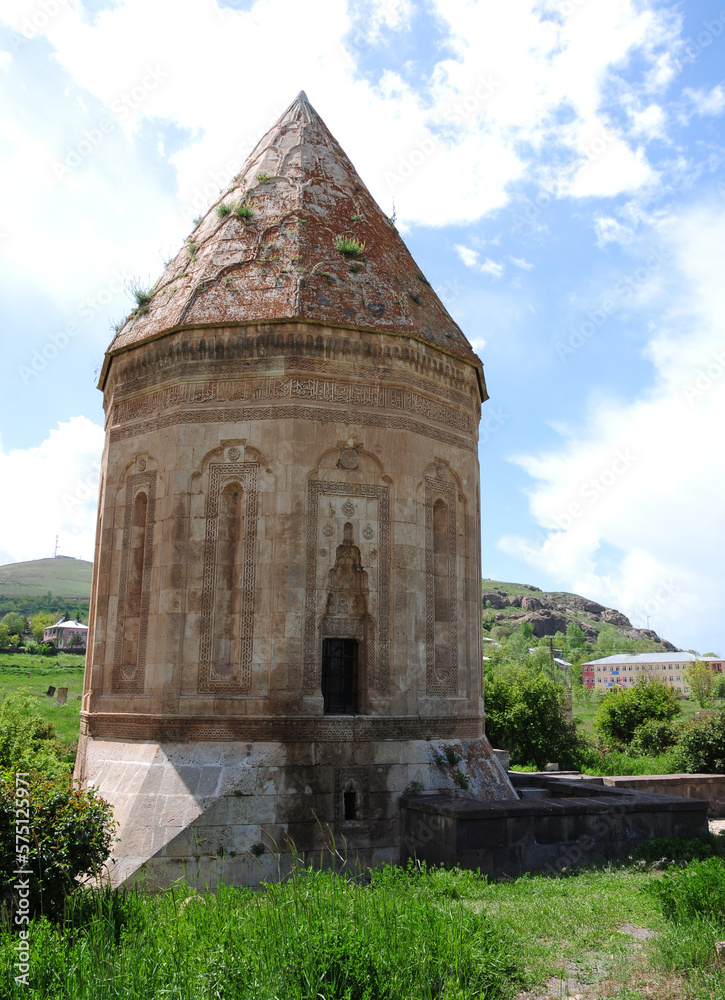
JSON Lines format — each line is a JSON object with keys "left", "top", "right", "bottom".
{"left": 0, "top": 695, "right": 72, "bottom": 778}
{"left": 0, "top": 694, "right": 115, "bottom": 919}
{"left": 630, "top": 717, "right": 681, "bottom": 756}
{"left": 484, "top": 670, "right": 586, "bottom": 769}
{"left": 594, "top": 677, "right": 680, "bottom": 747}
{"left": 0, "top": 773, "right": 116, "bottom": 918}
{"left": 670, "top": 709, "right": 725, "bottom": 773}
{"left": 646, "top": 857, "right": 725, "bottom": 924}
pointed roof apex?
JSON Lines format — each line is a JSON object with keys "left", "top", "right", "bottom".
{"left": 107, "top": 93, "right": 484, "bottom": 392}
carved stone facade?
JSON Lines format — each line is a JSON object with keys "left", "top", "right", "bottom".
{"left": 76, "top": 93, "right": 517, "bottom": 888}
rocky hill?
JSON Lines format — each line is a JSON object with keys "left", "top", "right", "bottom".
{"left": 482, "top": 580, "right": 678, "bottom": 652}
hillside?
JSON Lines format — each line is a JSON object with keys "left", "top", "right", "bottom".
{"left": 0, "top": 557, "right": 93, "bottom": 599}
{"left": 0, "top": 559, "right": 678, "bottom": 652}
{"left": 482, "top": 579, "right": 679, "bottom": 652}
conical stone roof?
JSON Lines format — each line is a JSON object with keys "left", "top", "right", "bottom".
{"left": 108, "top": 92, "right": 483, "bottom": 390}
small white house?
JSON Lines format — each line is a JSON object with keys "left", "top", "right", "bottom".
{"left": 43, "top": 618, "right": 88, "bottom": 650}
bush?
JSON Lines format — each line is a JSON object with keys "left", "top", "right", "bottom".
{"left": 0, "top": 773, "right": 116, "bottom": 918}
{"left": 484, "top": 670, "right": 586, "bottom": 769}
{"left": 670, "top": 710, "right": 725, "bottom": 773}
{"left": 594, "top": 677, "right": 680, "bottom": 747}
{"left": 0, "top": 694, "right": 115, "bottom": 918}
{"left": 630, "top": 717, "right": 681, "bottom": 756}
{"left": 0, "top": 695, "right": 72, "bottom": 778}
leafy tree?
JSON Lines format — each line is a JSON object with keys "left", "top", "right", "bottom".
{"left": 685, "top": 660, "right": 714, "bottom": 708}
{"left": 68, "top": 630, "right": 85, "bottom": 649}
{"left": 713, "top": 675, "right": 725, "bottom": 700}
{"left": 0, "top": 623, "right": 9, "bottom": 648}
{"left": 1, "top": 611, "right": 26, "bottom": 639}
{"left": 566, "top": 623, "right": 586, "bottom": 649}
{"left": 484, "top": 669, "right": 586, "bottom": 769}
{"left": 594, "top": 677, "right": 680, "bottom": 747}
{"left": 529, "top": 645, "right": 554, "bottom": 674}
{"left": 505, "top": 631, "right": 529, "bottom": 661}
{"left": 520, "top": 621, "right": 534, "bottom": 640}
{"left": 30, "top": 611, "right": 56, "bottom": 641}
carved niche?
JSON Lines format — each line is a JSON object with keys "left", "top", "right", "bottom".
{"left": 304, "top": 480, "right": 390, "bottom": 699}
{"left": 112, "top": 470, "right": 157, "bottom": 693}
{"left": 425, "top": 476, "right": 458, "bottom": 696}
{"left": 199, "top": 462, "right": 258, "bottom": 693}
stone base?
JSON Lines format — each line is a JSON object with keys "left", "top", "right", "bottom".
{"left": 75, "top": 732, "right": 517, "bottom": 887}
{"left": 400, "top": 776, "right": 709, "bottom": 877}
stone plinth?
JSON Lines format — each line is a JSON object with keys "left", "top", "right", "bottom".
{"left": 400, "top": 780, "right": 709, "bottom": 877}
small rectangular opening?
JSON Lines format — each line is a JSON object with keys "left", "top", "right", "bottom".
{"left": 322, "top": 638, "right": 358, "bottom": 714}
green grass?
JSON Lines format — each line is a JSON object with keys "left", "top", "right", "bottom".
{"left": 0, "top": 655, "right": 84, "bottom": 746}
{"left": 334, "top": 234, "right": 365, "bottom": 257}
{"left": 0, "top": 559, "right": 92, "bottom": 599}
{"left": 482, "top": 579, "right": 541, "bottom": 596}
{"left": 0, "top": 865, "right": 525, "bottom": 999}
{"left": 6, "top": 862, "right": 725, "bottom": 998}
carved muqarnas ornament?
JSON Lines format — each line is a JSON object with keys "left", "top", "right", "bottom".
{"left": 326, "top": 522, "right": 369, "bottom": 618}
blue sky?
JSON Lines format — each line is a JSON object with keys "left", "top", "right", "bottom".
{"left": 0, "top": 0, "right": 723, "bottom": 655}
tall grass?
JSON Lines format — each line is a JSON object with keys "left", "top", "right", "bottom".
{"left": 579, "top": 749, "right": 676, "bottom": 776}
{"left": 647, "top": 856, "right": 725, "bottom": 995}
{"left": 0, "top": 865, "right": 524, "bottom": 999}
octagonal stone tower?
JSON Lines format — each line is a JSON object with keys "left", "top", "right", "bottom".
{"left": 77, "top": 92, "right": 516, "bottom": 886}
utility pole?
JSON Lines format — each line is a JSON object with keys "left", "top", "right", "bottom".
{"left": 54, "top": 535, "right": 59, "bottom": 558}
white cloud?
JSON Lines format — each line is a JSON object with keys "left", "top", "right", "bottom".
{"left": 479, "top": 257, "right": 504, "bottom": 277}
{"left": 682, "top": 85, "right": 725, "bottom": 118}
{"left": 565, "top": 138, "right": 656, "bottom": 199}
{"left": 498, "top": 201, "right": 725, "bottom": 652}
{"left": 0, "top": 417, "right": 104, "bottom": 565}
{"left": 455, "top": 243, "right": 479, "bottom": 268}
{"left": 455, "top": 243, "right": 503, "bottom": 277}
{"left": 627, "top": 102, "right": 667, "bottom": 139}
{"left": 508, "top": 255, "right": 534, "bottom": 270}
{"left": 594, "top": 214, "right": 634, "bottom": 246}
{"left": 0, "top": 0, "right": 685, "bottom": 282}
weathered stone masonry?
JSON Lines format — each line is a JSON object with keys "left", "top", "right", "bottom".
{"left": 76, "top": 92, "right": 517, "bottom": 887}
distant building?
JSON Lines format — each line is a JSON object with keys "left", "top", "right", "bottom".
{"left": 43, "top": 618, "right": 88, "bottom": 650}
{"left": 582, "top": 652, "right": 724, "bottom": 694}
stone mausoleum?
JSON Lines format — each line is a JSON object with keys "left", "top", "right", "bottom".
{"left": 76, "top": 92, "right": 517, "bottom": 886}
